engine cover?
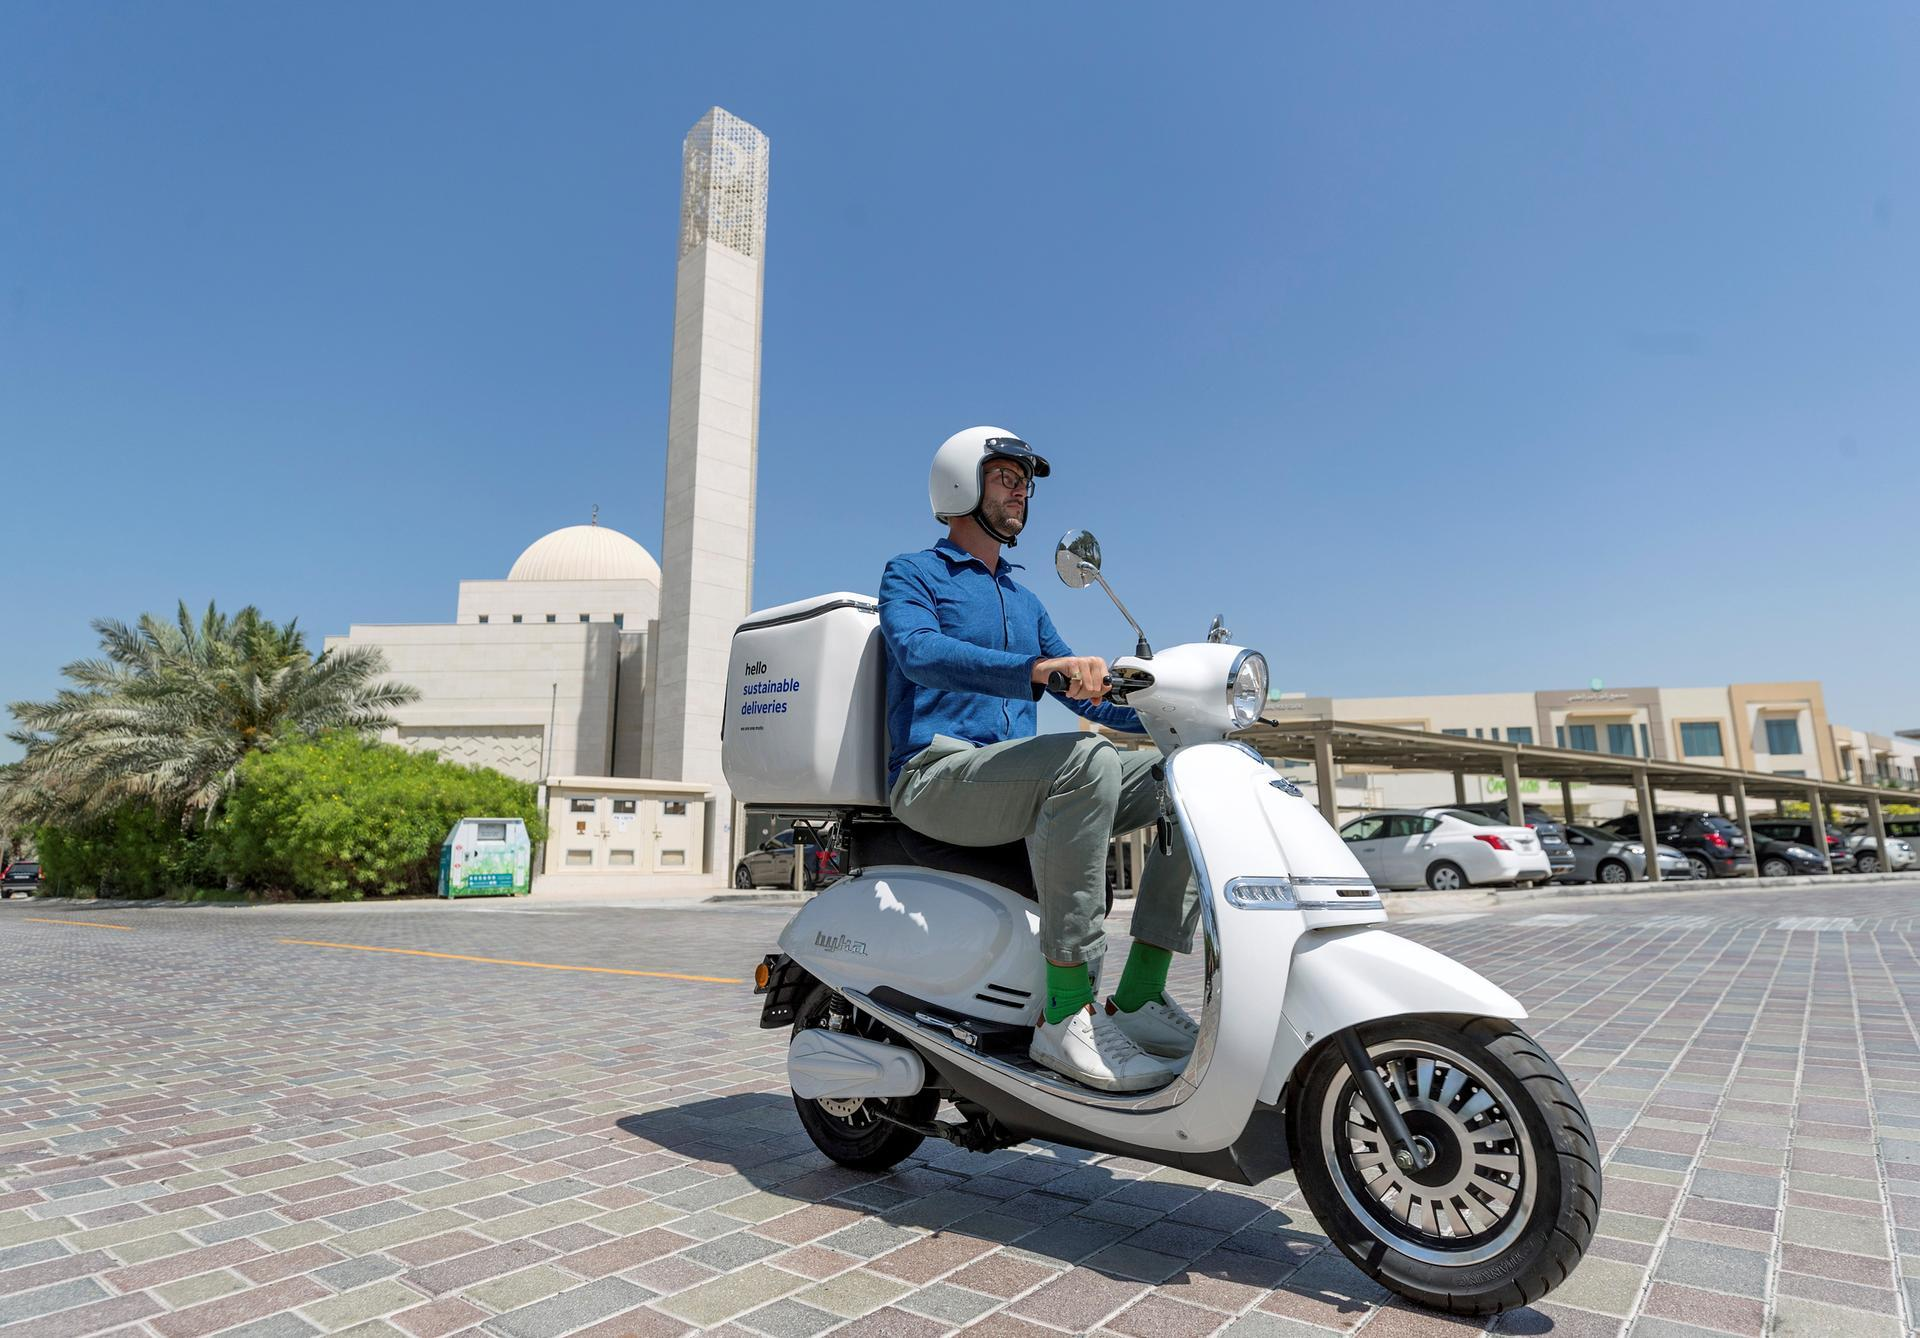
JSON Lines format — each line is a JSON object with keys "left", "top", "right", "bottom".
{"left": 779, "top": 869, "right": 1045, "bottom": 1024}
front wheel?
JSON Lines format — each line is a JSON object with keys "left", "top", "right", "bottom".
{"left": 1287, "top": 1017, "right": 1600, "bottom": 1315}
{"left": 1597, "top": 859, "right": 1631, "bottom": 885}
{"left": 1855, "top": 852, "right": 1879, "bottom": 874}
{"left": 734, "top": 864, "right": 756, "bottom": 889}
{"left": 1761, "top": 857, "right": 1792, "bottom": 878}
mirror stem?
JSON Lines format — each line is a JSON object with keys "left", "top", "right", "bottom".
{"left": 1080, "top": 562, "right": 1152, "bottom": 659}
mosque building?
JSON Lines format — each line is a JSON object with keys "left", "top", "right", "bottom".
{"left": 325, "top": 107, "right": 770, "bottom": 887}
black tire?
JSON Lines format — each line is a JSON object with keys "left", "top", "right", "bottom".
{"left": 790, "top": 985, "right": 938, "bottom": 1172}
{"left": 1761, "top": 857, "right": 1792, "bottom": 878}
{"left": 1597, "top": 860, "right": 1631, "bottom": 885}
{"left": 1287, "top": 1017, "right": 1600, "bottom": 1315}
{"left": 1684, "top": 854, "right": 1714, "bottom": 880}
{"left": 1855, "top": 852, "right": 1879, "bottom": 874}
{"left": 734, "top": 864, "right": 756, "bottom": 889}
{"left": 1426, "top": 862, "right": 1468, "bottom": 892}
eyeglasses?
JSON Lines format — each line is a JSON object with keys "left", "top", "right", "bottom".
{"left": 983, "top": 465, "right": 1036, "bottom": 497}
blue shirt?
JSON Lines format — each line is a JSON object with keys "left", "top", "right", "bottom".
{"left": 878, "top": 537, "right": 1144, "bottom": 787}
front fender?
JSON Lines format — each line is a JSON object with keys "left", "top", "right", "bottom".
{"left": 1259, "top": 926, "right": 1525, "bottom": 1103}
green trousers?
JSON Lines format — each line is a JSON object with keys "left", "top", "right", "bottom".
{"left": 889, "top": 732, "right": 1201, "bottom": 966}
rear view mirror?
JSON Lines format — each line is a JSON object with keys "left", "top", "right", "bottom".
{"left": 1055, "top": 530, "right": 1102, "bottom": 588}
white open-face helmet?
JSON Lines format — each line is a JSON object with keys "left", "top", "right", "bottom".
{"left": 928, "top": 426, "right": 1051, "bottom": 545}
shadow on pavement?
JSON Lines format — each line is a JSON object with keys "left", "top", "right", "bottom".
{"left": 616, "top": 1092, "right": 1384, "bottom": 1318}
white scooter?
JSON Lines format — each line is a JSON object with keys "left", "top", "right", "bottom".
{"left": 737, "top": 531, "right": 1599, "bottom": 1314}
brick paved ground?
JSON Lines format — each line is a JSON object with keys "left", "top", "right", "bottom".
{"left": 4, "top": 882, "right": 1919, "bottom": 1337}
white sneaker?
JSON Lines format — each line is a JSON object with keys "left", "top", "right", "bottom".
{"left": 1106, "top": 995, "right": 1200, "bottom": 1058}
{"left": 1029, "top": 1005, "right": 1176, "bottom": 1092}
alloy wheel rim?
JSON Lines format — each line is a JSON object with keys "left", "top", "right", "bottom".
{"left": 1320, "top": 1040, "right": 1539, "bottom": 1266}
{"left": 1602, "top": 863, "right": 1627, "bottom": 883}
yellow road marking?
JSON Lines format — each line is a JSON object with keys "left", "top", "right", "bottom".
{"left": 22, "top": 917, "right": 135, "bottom": 931}
{"left": 276, "top": 938, "right": 745, "bottom": 984}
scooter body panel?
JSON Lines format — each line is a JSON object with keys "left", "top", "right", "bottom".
{"left": 1260, "top": 925, "right": 1528, "bottom": 1104}
{"left": 778, "top": 868, "right": 1045, "bottom": 1024}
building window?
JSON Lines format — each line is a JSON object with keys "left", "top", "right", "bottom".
{"left": 1639, "top": 723, "right": 1651, "bottom": 758}
{"left": 511, "top": 614, "right": 522, "bottom": 624}
{"left": 569, "top": 798, "right": 596, "bottom": 813}
{"left": 1442, "top": 728, "right": 1468, "bottom": 738}
{"left": 546, "top": 614, "right": 557, "bottom": 623}
{"left": 1777, "top": 769, "right": 1805, "bottom": 777}
{"left": 1680, "top": 722, "right": 1724, "bottom": 757}
{"left": 613, "top": 613, "right": 624, "bottom": 629}
{"left": 580, "top": 614, "right": 591, "bottom": 623}
{"left": 1764, "top": 718, "right": 1803, "bottom": 755}
{"left": 664, "top": 801, "right": 688, "bottom": 815}
{"left": 612, "top": 799, "right": 636, "bottom": 815}
{"left": 477, "top": 614, "right": 489, "bottom": 624}
{"left": 1568, "top": 725, "right": 1598, "bottom": 752}
{"left": 1555, "top": 726, "right": 1566, "bottom": 749}
{"left": 1508, "top": 726, "right": 1534, "bottom": 745}
{"left": 1607, "top": 724, "right": 1635, "bottom": 756}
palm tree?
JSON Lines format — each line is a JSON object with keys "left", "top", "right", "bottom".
{"left": 2, "top": 601, "right": 418, "bottom": 826}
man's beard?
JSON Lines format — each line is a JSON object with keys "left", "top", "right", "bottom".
{"left": 982, "top": 498, "right": 1026, "bottom": 537}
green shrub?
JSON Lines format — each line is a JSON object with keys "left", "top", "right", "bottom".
{"left": 32, "top": 805, "right": 219, "bottom": 898}
{"left": 220, "top": 735, "right": 545, "bottom": 900}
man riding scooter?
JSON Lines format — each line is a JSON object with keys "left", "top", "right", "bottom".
{"left": 878, "top": 426, "right": 1201, "bottom": 1092}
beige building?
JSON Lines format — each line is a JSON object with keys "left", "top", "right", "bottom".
{"left": 321, "top": 107, "right": 770, "bottom": 889}
{"left": 1264, "top": 681, "right": 1920, "bottom": 818}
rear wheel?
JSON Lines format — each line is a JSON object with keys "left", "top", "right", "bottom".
{"left": 1685, "top": 854, "right": 1713, "bottom": 880}
{"left": 1288, "top": 1017, "right": 1599, "bottom": 1314}
{"left": 790, "top": 985, "right": 938, "bottom": 1171}
{"left": 1598, "top": 860, "right": 1631, "bottom": 885}
{"left": 1426, "top": 862, "right": 1467, "bottom": 891}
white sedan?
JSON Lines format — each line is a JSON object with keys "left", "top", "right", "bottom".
{"left": 1338, "top": 809, "right": 1554, "bottom": 891}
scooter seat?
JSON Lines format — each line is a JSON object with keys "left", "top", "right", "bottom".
{"left": 846, "top": 817, "right": 1039, "bottom": 902}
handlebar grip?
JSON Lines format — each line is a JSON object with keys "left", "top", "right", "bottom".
{"left": 1046, "top": 670, "right": 1071, "bottom": 692}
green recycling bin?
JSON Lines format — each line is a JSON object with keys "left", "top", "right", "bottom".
{"left": 439, "top": 817, "right": 532, "bottom": 897}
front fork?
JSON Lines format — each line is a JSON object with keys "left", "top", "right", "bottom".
{"left": 1336, "top": 1027, "right": 1432, "bottom": 1173}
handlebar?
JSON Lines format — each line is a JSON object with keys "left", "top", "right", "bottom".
{"left": 1046, "top": 670, "right": 1116, "bottom": 695}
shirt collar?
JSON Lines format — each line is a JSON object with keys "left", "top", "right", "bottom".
{"left": 932, "top": 536, "right": 1022, "bottom": 574}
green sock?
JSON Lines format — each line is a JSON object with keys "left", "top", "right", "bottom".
{"left": 1043, "top": 961, "right": 1093, "bottom": 1025}
{"left": 1112, "top": 943, "right": 1172, "bottom": 1014}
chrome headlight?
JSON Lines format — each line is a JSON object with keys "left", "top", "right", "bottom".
{"left": 1228, "top": 650, "right": 1268, "bottom": 728}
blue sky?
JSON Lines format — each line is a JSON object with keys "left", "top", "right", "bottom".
{"left": 3, "top": 4, "right": 1915, "bottom": 759}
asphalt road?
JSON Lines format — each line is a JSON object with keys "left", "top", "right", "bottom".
{"left": 4, "top": 880, "right": 1919, "bottom": 1337}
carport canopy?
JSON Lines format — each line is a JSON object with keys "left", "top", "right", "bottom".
{"left": 1209, "top": 718, "right": 1912, "bottom": 884}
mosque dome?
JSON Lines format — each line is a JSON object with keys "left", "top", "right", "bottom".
{"left": 507, "top": 524, "right": 662, "bottom": 585}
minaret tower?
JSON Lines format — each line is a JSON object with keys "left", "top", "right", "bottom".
{"left": 653, "top": 107, "right": 768, "bottom": 871}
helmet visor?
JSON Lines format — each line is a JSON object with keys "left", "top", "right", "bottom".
{"left": 982, "top": 437, "right": 1051, "bottom": 479}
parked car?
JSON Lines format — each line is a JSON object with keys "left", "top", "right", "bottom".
{"left": 1561, "top": 825, "right": 1692, "bottom": 884}
{"left": 1599, "top": 812, "right": 1755, "bottom": 880}
{"left": 1748, "top": 837, "right": 1837, "bottom": 879}
{"left": 735, "top": 828, "right": 840, "bottom": 890}
{"left": 1339, "top": 809, "right": 1552, "bottom": 891}
{"left": 1838, "top": 823, "right": 1918, "bottom": 873}
{"left": 1428, "top": 801, "right": 1577, "bottom": 881}
{"left": 1747, "top": 819, "right": 1858, "bottom": 873}
{"left": 0, "top": 861, "right": 42, "bottom": 898}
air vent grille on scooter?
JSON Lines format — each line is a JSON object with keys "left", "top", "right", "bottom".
{"left": 982, "top": 982, "right": 1032, "bottom": 999}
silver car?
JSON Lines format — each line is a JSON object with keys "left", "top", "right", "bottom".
{"left": 1840, "top": 825, "right": 1917, "bottom": 873}
{"left": 1563, "top": 824, "right": 1692, "bottom": 884}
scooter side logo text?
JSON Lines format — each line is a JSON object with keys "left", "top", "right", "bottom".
{"left": 813, "top": 930, "right": 868, "bottom": 956}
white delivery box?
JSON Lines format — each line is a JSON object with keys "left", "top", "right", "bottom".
{"left": 722, "top": 593, "right": 889, "bottom": 808}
